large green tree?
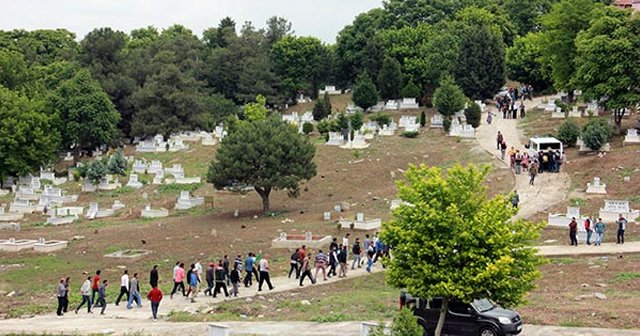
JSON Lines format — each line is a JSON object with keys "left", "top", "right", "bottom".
{"left": 51, "top": 69, "right": 120, "bottom": 161}
{"left": 0, "top": 87, "right": 60, "bottom": 180}
{"left": 573, "top": 8, "right": 640, "bottom": 135}
{"left": 271, "top": 36, "right": 326, "bottom": 99}
{"left": 377, "top": 56, "right": 403, "bottom": 100}
{"left": 207, "top": 117, "right": 316, "bottom": 213}
{"left": 506, "top": 32, "right": 552, "bottom": 91}
{"left": 433, "top": 75, "right": 466, "bottom": 118}
{"left": 381, "top": 164, "right": 544, "bottom": 336}
{"left": 352, "top": 73, "right": 379, "bottom": 111}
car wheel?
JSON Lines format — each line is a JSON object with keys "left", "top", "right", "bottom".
{"left": 480, "top": 326, "right": 498, "bottom": 336}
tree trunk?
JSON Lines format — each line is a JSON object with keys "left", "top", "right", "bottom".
{"left": 254, "top": 186, "right": 272, "bottom": 214}
{"left": 435, "top": 297, "right": 449, "bottom": 336}
{"left": 614, "top": 108, "right": 624, "bottom": 135}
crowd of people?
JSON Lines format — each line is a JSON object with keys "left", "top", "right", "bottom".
{"left": 567, "top": 214, "right": 629, "bottom": 247}
{"left": 54, "top": 232, "right": 388, "bottom": 321}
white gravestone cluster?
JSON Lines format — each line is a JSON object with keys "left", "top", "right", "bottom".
{"left": 586, "top": 177, "right": 606, "bottom": 194}
{"left": 599, "top": 200, "right": 639, "bottom": 222}
{"left": 623, "top": 128, "right": 640, "bottom": 146}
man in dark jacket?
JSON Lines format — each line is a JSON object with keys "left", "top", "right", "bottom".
{"left": 204, "top": 263, "right": 215, "bottom": 296}
{"left": 213, "top": 261, "right": 229, "bottom": 298}
{"left": 149, "top": 265, "right": 159, "bottom": 288}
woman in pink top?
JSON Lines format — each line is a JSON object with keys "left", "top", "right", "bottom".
{"left": 170, "top": 262, "right": 186, "bottom": 299}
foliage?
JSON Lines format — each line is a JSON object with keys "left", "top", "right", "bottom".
{"left": 207, "top": 117, "right": 316, "bottom": 213}
{"left": 336, "top": 113, "right": 349, "bottom": 131}
{"left": 402, "top": 131, "right": 419, "bottom": 138}
{"left": 0, "top": 87, "right": 60, "bottom": 179}
{"left": 243, "top": 94, "right": 269, "bottom": 122}
{"left": 316, "top": 119, "right": 333, "bottom": 135}
{"left": 556, "top": 119, "right": 581, "bottom": 147}
{"left": 370, "top": 112, "right": 391, "bottom": 127}
{"left": 464, "top": 102, "right": 481, "bottom": 128}
{"left": 323, "top": 92, "right": 332, "bottom": 115}
{"left": 433, "top": 75, "right": 466, "bottom": 118}
{"left": 51, "top": 69, "right": 120, "bottom": 153}
{"left": 271, "top": 36, "right": 328, "bottom": 98}
{"left": 581, "top": 118, "right": 612, "bottom": 150}
{"left": 302, "top": 122, "right": 314, "bottom": 135}
{"left": 83, "top": 158, "right": 109, "bottom": 185}
{"left": 443, "top": 118, "right": 452, "bottom": 132}
{"left": 350, "top": 112, "right": 364, "bottom": 132}
{"left": 401, "top": 81, "right": 421, "bottom": 100}
{"left": 381, "top": 164, "right": 544, "bottom": 336}
{"left": 573, "top": 8, "right": 640, "bottom": 134}
{"left": 312, "top": 99, "right": 328, "bottom": 121}
{"left": 377, "top": 56, "right": 403, "bottom": 100}
{"left": 352, "top": 73, "right": 379, "bottom": 111}
{"left": 506, "top": 32, "right": 552, "bottom": 91}
{"left": 107, "top": 149, "right": 127, "bottom": 176}
{"left": 419, "top": 111, "right": 426, "bottom": 127}
{"left": 392, "top": 308, "right": 423, "bottom": 336}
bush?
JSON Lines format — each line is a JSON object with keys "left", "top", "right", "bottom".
{"left": 392, "top": 308, "right": 423, "bottom": 336}
{"left": 402, "top": 81, "right": 421, "bottom": 99}
{"left": 419, "top": 111, "right": 426, "bottom": 127}
{"left": 402, "top": 131, "right": 419, "bottom": 138}
{"left": 350, "top": 112, "right": 364, "bottom": 131}
{"left": 107, "top": 149, "right": 127, "bottom": 176}
{"left": 554, "top": 99, "right": 569, "bottom": 112}
{"left": 312, "top": 99, "right": 328, "bottom": 121}
{"left": 464, "top": 102, "right": 482, "bottom": 128}
{"left": 302, "top": 122, "right": 314, "bottom": 135}
{"left": 557, "top": 119, "right": 580, "bottom": 147}
{"left": 582, "top": 118, "right": 612, "bottom": 150}
{"left": 370, "top": 112, "right": 391, "bottom": 127}
{"left": 316, "top": 119, "right": 332, "bottom": 134}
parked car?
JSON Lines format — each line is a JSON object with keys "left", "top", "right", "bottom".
{"left": 400, "top": 291, "right": 523, "bottom": 336}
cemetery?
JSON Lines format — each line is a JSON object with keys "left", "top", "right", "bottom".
{"left": 586, "top": 177, "right": 607, "bottom": 194}
{"left": 271, "top": 232, "right": 333, "bottom": 249}
{"left": 141, "top": 205, "right": 170, "bottom": 218}
{"left": 33, "top": 238, "right": 68, "bottom": 253}
{"left": 338, "top": 213, "right": 382, "bottom": 230}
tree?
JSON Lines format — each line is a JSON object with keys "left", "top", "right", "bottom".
{"left": 243, "top": 95, "right": 269, "bottom": 122}
{"left": 350, "top": 112, "right": 364, "bottom": 132}
{"left": 506, "top": 33, "right": 552, "bottom": 92}
{"left": 107, "top": 149, "right": 127, "bottom": 176}
{"left": 51, "top": 69, "right": 120, "bottom": 162}
{"left": 352, "top": 74, "right": 379, "bottom": 111}
{"left": 0, "top": 87, "right": 60, "bottom": 180}
{"left": 377, "top": 56, "right": 403, "bottom": 100}
{"left": 557, "top": 119, "right": 581, "bottom": 147}
{"left": 0, "top": 50, "right": 31, "bottom": 92}
{"left": 392, "top": 308, "right": 423, "bottom": 336}
{"left": 539, "top": 0, "right": 603, "bottom": 102}
{"left": 80, "top": 158, "right": 109, "bottom": 185}
{"left": 265, "top": 16, "right": 294, "bottom": 47}
{"left": 573, "top": 8, "right": 640, "bottom": 135}
{"left": 401, "top": 80, "right": 421, "bottom": 99}
{"left": 312, "top": 99, "right": 328, "bottom": 121}
{"left": 464, "top": 101, "right": 481, "bottom": 128}
{"left": 433, "top": 75, "right": 466, "bottom": 118}
{"left": 503, "top": 0, "right": 554, "bottom": 36}
{"left": 271, "top": 36, "right": 326, "bottom": 99}
{"left": 380, "top": 164, "right": 544, "bottom": 336}
{"left": 582, "top": 118, "right": 612, "bottom": 150}
{"left": 453, "top": 23, "right": 505, "bottom": 99}
{"left": 302, "top": 122, "right": 314, "bottom": 135}
{"left": 207, "top": 117, "right": 317, "bottom": 213}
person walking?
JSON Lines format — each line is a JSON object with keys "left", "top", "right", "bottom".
{"left": 127, "top": 273, "right": 142, "bottom": 309}
{"left": 213, "top": 261, "right": 230, "bottom": 298}
{"left": 327, "top": 247, "right": 338, "bottom": 278}
{"left": 230, "top": 263, "right": 241, "bottom": 297}
{"left": 185, "top": 264, "right": 195, "bottom": 299}
{"left": 313, "top": 249, "right": 328, "bottom": 281}
{"left": 511, "top": 191, "right": 520, "bottom": 209}
{"left": 594, "top": 218, "right": 606, "bottom": 246}
{"left": 147, "top": 285, "right": 163, "bottom": 322}
{"left": 75, "top": 276, "right": 93, "bottom": 314}
{"left": 188, "top": 265, "right": 199, "bottom": 303}
{"left": 288, "top": 248, "right": 300, "bottom": 279}
{"left": 243, "top": 253, "right": 254, "bottom": 287}
{"left": 496, "top": 131, "right": 503, "bottom": 150}
{"left": 114, "top": 270, "right": 129, "bottom": 306}
{"left": 299, "top": 253, "right": 315, "bottom": 286}
{"left": 486, "top": 111, "right": 493, "bottom": 124}
{"left": 91, "top": 270, "right": 101, "bottom": 307}
{"left": 616, "top": 214, "right": 627, "bottom": 244}
{"left": 96, "top": 280, "right": 108, "bottom": 315}
{"left": 338, "top": 245, "right": 348, "bottom": 277}
{"left": 56, "top": 278, "right": 66, "bottom": 317}
{"left": 257, "top": 254, "right": 274, "bottom": 291}
{"left": 500, "top": 141, "right": 507, "bottom": 160}
{"left": 519, "top": 102, "right": 526, "bottom": 119}
{"left": 62, "top": 277, "right": 70, "bottom": 313}
{"left": 351, "top": 238, "right": 362, "bottom": 270}
{"left": 529, "top": 161, "right": 538, "bottom": 186}
{"left": 204, "top": 262, "right": 215, "bottom": 296}
{"left": 149, "top": 265, "right": 159, "bottom": 288}
{"left": 170, "top": 262, "right": 185, "bottom": 299}
{"left": 569, "top": 217, "right": 578, "bottom": 246}
{"left": 366, "top": 242, "right": 376, "bottom": 272}
{"left": 584, "top": 216, "right": 593, "bottom": 245}
{"left": 342, "top": 233, "right": 350, "bottom": 248}
{"left": 223, "top": 255, "right": 230, "bottom": 285}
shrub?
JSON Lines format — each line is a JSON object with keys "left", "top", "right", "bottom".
{"left": 350, "top": 111, "right": 364, "bottom": 131}
{"left": 402, "top": 131, "right": 419, "bottom": 138}
{"left": 316, "top": 119, "right": 332, "bottom": 134}
{"left": 402, "top": 80, "right": 421, "bottom": 100}
{"left": 557, "top": 119, "right": 580, "bottom": 146}
{"left": 312, "top": 99, "right": 328, "bottom": 121}
{"left": 302, "top": 122, "right": 314, "bottom": 135}
{"left": 464, "top": 101, "right": 482, "bottom": 128}
{"left": 392, "top": 307, "right": 423, "bottom": 336}
{"left": 582, "top": 118, "right": 612, "bottom": 150}
{"left": 107, "top": 149, "right": 127, "bottom": 176}
{"left": 370, "top": 112, "right": 391, "bottom": 127}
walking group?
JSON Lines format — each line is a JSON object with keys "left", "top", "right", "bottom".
{"left": 568, "top": 214, "right": 628, "bottom": 246}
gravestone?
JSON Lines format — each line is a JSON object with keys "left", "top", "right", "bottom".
{"left": 305, "top": 231, "right": 313, "bottom": 241}
{"left": 148, "top": 160, "right": 163, "bottom": 174}
{"left": 458, "top": 124, "right": 476, "bottom": 138}
{"left": 82, "top": 181, "right": 97, "bottom": 193}
{"left": 569, "top": 106, "right": 581, "bottom": 118}
{"left": 175, "top": 191, "right": 204, "bottom": 210}
{"left": 0, "top": 207, "right": 24, "bottom": 222}
{"left": 551, "top": 107, "right": 565, "bottom": 119}
{"left": 384, "top": 100, "right": 399, "bottom": 111}
{"left": 153, "top": 171, "right": 164, "bottom": 185}
{"left": 63, "top": 152, "right": 73, "bottom": 162}
{"left": 112, "top": 200, "right": 125, "bottom": 211}
{"left": 326, "top": 132, "right": 344, "bottom": 146}
{"left": 399, "top": 98, "right": 419, "bottom": 109}
{"left": 126, "top": 174, "right": 143, "bottom": 189}
{"left": 430, "top": 114, "right": 444, "bottom": 128}
{"left": 599, "top": 200, "right": 639, "bottom": 222}
{"left": 319, "top": 85, "right": 341, "bottom": 95}
{"left": 548, "top": 207, "right": 586, "bottom": 227}
{"left": 623, "top": 128, "right": 640, "bottom": 146}
{"left": 132, "top": 160, "right": 147, "bottom": 173}
{"left": 586, "top": 177, "right": 606, "bottom": 194}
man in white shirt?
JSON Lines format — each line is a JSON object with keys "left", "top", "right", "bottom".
{"left": 195, "top": 259, "right": 203, "bottom": 281}
{"left": 75, "top": 276, "right": 93, "bottom": 314}
{"left": 257, "top": 254, "right": 274, "bottom": 291}
{"left": 342, "top": 233, "right": 350, "bottom": 247}
{"left": 115, "top": 270, "right": 130, "bottom": 306}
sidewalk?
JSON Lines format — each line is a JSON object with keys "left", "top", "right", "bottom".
{"left": 537, "top": 241, "right": 640, "bottom": 256}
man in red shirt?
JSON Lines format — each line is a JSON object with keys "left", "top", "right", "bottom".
{"left": 147, "top": 286, "right": 163, "bottom": 321}
{"left": 91, "top": 270, "right": 101, "bottom": 307}
{"left": 569, "top": 217, "right": 578, "bottom": 246}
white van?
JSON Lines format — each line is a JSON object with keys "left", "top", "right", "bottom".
{"left": 528, "top": 136, "right": 563, "bottom": 157}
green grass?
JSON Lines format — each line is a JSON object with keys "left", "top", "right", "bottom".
{"left": 569, "top": 198, "right": 586, "bottom": 207}
{"left": 613, "top": 272, "right": 640, "bottom": 282}
{"left": 551, "top": 257, "right": 578, "bottom": 265}
{"left": 157, "top": 183, "right": 203, "bottom": 194}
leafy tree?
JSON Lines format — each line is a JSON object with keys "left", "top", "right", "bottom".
{"left": 350, "top": 112, "right": 364, "bottom": 132}
{"left": 582, "top": 118, "right": 612, "bottom": 150}
{"left": 380, "top": 164, "right": 544, "bottom": 336}
{"left": 265, "top": 16, "right": 294, "bottom": 46}
{"left": 302, "top": 122, "right": 314, "bottom": 135}
{"left": 557, "top": 119, "right": 581, "bottom": 147}
{"left": 401, "top": 80, "right": 421, "bottom": 99}
{"left": 0, "top": 50, "right": 31, "bottom": 92}
{"left": 352, "top": 74, "right": 379, "bottom": 111}
{"left": 453, "top": 23, "right": 505, "bottom": 99}
{"left": 433, "top": 75, "right": 466, "bottom": 118}
{"left": 0, "top": 87, "right": 60, "bottom": 180}
{"left": 573, "top": 9, "right": 640, "bottom": 135}
{"left": 51, "top": 69, "right": 120, "bottom": 162}
{"left": 377, "top": 56, "right": 403, "bottom": 100}
{"left": 506, "top": 33, "right": 552, "bottom": 92}
{"left": 243, "top": 95, "right": 269, "bottom": 122}
{"left": 392, "top": 308, "right": 423, "bottom": 336}
{"left": 202, "top": 94, "right": 239, "bottom": 131}
{"left": 503, "top": 0, "right": 555, "bottom": 36}
{"left": 83, "top": 158, "right": 109, "bottom": 185}
{"left": 7, "top": 29, "right": 78, "bottom": 66}
{"left": 107, "top": 149, "right": 127, "bottom": 176}
{"left": 336, "top": 112, "right": 350, "bottom": 132}
{"left": 312, "top": 99, "right": 328, "bottom": 121}
{"left": 207, "top": 117, "right": 317, "bottom": 213}
{"left": 539, "top": 0, "right": 603, "bottom": 102}
{"left": 464, "top": 101, "right": 482, "bottom": 128}
{"left": 271, "top": 36, "right": 326, "bottom": 99}
{"left": 370, "top": 112, "right": 391, "bottom": 127}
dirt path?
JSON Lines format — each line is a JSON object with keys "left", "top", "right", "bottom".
{"left": 475, "top": 96, "right": 571, "bottom": 220}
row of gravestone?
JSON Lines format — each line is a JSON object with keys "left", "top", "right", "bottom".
{"left": 135, "top": 128, "right": 226, "bottom": 153}
{"left": 548, "top": 200, "right": 639, "bottom": 228}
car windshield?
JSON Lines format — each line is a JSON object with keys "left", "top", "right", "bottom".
{"left": 471, "top": 299, "right": 495, "bottom": 312}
